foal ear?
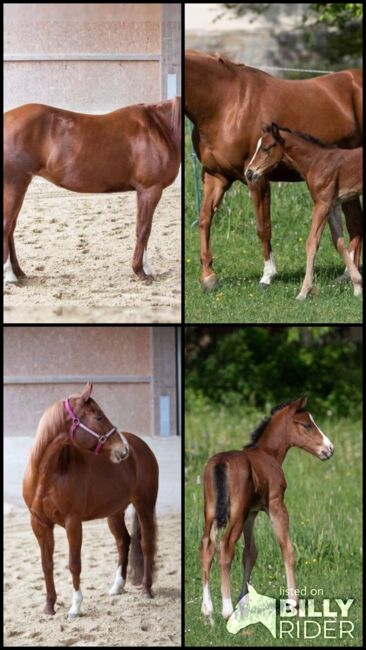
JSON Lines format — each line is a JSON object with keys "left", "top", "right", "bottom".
{"left": 289, "top": 395, "right": 308, "bottom": 413}
{"left": 81, "top": 381, "right": 93, "bottom": 403}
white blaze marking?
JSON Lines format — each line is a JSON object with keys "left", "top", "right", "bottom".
{"left": 3, "top": 257, "right": 18, "bottom": 283}
{"left": 68, "top": 588, "right": 83, "bottom": 617}
{"left": 247, "top": 137, "right": 263, "bottom": 169}
{"left": 260, "top": 253, "right": 277, "bottom": 284}
{"left": 109, "top": 565, "right": 125, "bottom": 595}
{"left": 309, "top": 413, "right": 333, "bottom": 447}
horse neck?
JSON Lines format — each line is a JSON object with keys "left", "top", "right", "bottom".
{"left": 30, "top": 400, "right": 67, "bottom": 470}
{"left": 255, "top": 417, "right": 290, "bottom": 465}
{"left": 185, "top": 58, "right": 231, "bottom": 125}
{"left": 280, "top": 133, "right": 319, "bottom": 180}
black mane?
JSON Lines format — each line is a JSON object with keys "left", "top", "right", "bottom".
{"left": 275, "top": 125, "right": 337, "bottom": 149}
{"left": 244, "top": 398, "right": 305, "bottom": 448}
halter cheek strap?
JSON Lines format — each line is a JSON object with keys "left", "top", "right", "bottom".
{"left": 64, "top": 399, "right": 117, "bottom": 454}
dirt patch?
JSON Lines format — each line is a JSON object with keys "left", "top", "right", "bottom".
{"left": 4, "top": 180, "right": 181, "bottom": 323}
{"left": 4, "top": 505, "right": 181, "bottom": 646}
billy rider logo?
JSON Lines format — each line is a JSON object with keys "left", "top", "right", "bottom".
{"left": 226, "top": 584, "right": 354, "bottom": 639}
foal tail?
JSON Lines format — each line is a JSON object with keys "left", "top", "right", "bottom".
{"left": 213, "top": 463, "right": 230, "bottom": 529}
{"left": 129, "top": 509, "right": 157, "bottom": 585}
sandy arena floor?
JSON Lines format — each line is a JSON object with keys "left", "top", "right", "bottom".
{"left": 4, "top": 505, "right": 181, "bottom": 647}
{"left": 4, "top": 180, "right": 181, "bottom": 323}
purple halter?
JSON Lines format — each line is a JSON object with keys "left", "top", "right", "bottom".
{"left": 64, "top": 398, "right": 117, "bottom": 455}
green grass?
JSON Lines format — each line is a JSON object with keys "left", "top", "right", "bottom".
{"left": 185, "top": 124, "right": 362, "bottom": 323}
{"left": 185, "top": 403, "right": 362, "bottom": 646}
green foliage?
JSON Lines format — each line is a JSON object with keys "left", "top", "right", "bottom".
{"left": 185, "top": 327, "right": 362, "bottom": 418}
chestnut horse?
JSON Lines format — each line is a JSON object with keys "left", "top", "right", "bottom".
{"left": 4, "top": 97, "right": 181, "bottom": 283}
{"left": 23, "top": 382, "right": 159, "bottom": 618}
{"left": 185, "top": 50, "right": 362, "bottom": 290}
{"left": 200, "top": 397, "right": 334, "bottom": 621}
{"left": 246, "top": 124, "right": 363, "bottom": 299}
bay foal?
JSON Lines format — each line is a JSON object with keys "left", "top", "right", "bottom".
{"left": 200, "top": 396, "right": 334, "bottom": 621}
{"left": 246, "top": 124, "right": 362, "bottom": 299}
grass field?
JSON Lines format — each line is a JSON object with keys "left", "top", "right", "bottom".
{"left": 185, "top": 400, "right": 362, "bottom": 646}
{"left": 185, "top": 124, "right": 363, "bottom": 323}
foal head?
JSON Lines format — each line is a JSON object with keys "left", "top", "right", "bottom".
{"left": 245, "top": 123, "right": 285, "bottom": 184}
{"left": 66, "top": 382, "right": 129, "bottom": 463}
{"left": 283, "top": 396, "right": 334, "bottom": 460}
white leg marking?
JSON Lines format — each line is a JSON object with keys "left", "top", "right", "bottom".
{"left": 201, "top": 583, "right": 214, "bottom": 616}
{"left": 3, "top": 257, "right": 18, "bottom": 283}
{"left": 260, "top": 252, "right": 277, "bottom": 285}
{"left": 143, "top": 249, "right": 153, "bottom": 277}
{"left": 109, "top": 565, "right": 125, "bottom": 595}
{"left": 222, "top": 596, "right": 234, "bottom": 619}
{"left": 68, "top": 588, "right": 83, "bottom": 618}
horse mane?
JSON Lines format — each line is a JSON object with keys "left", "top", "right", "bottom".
{"left": 171, "top": 96, "right": 181, "bottom": 137}
{"left": 244, "top": 397, "right": 306, "bottom": 448}
{"left": 269, "top": 124, "right": 337, "bottom": 149}
{"left": 29, "top": 400, "right": 67, "bottom": 470}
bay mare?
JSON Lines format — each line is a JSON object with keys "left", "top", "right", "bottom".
{"left": 4, "top": 97, "right": 181, "bottom": 283}
{"left": 185, "top": 50, "right": 362, "bottom": 289}
{"left": 23, "top": 382, "right": 159, "bottom": 618}
{"left": 246, "top": 124, "right": 363, "bottom": 299}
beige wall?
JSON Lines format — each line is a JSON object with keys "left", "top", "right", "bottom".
{"left": 4, "top": 3, "right": 181, "bottom": 111}
{"left": 4, "top": 326, "right": 178, "bottom": 437}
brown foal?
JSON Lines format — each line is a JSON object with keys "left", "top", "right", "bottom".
{"left": 4, "top": 97, "right": 181, "bottom": 283}
{"left": 200, "top": 396, "right": 334, "bottom": 621}
{"left": 246, "top": 124, "right": 363, "bottom": 299}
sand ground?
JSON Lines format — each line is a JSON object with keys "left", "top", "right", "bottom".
{"left": 4, "top": 505, "right": 181, "bottom": 647}
{"left": 4, "top": 180, "right": 181, "bottom": 323}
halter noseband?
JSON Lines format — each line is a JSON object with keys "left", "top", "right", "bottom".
{"left": 64, "top": 398, "right": 118, "bottom": 455}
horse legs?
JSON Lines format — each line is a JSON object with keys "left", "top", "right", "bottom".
{"left": 132, "top": 185, "right": 163, "bottom": 280}
{"left": 199, "top": 172, "right": 230, "bottom": 291}
{"left": 107, "top": 512, "right": 131, "bottom": 594}
{"left": 65, "top": 516, "right": 83, "bottom": 618}
{"left": 200, "top": 514, "right": 217, "bottom": 619}
{"left": 31, "top": 515, "right": 57, "bottom": 614}
{"left": 3, "top": 175, "right": 31, "bottom": 282}
{"left": 219, "top": 517, "right": 246, "bottom": 619}
{"left": 238, "top": 511, "right": 258, "bottom": 601}
{"left": 328, "top": 208, "right": 362, "bottom": 296}
{"left": 269, "top": 499, "right": 298, "bottom": 608}
{"left": 249, "top": 178, "right": 277, "bottom": 286}
{"left": 296, "top": 202, "right": 329, "bottom": 300}
{"left": 133, "top": 505, "right": 156, "bottom": 598}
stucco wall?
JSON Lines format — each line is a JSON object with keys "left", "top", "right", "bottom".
{"left": 4, "top": 3, "right": 181, "bottom": 111}
{"left": 4, "top": 326, "right": 178, "bottom": 437}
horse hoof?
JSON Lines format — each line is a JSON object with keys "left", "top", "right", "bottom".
{"left": 259, "top": 281, "right": 270, "bottom": 290}
{"left": 202, "top": 274, "right": 218, "bottom": 291}
{"left": 353, "top": 286, "right": 362, "bottom": 297}
{"left": 143, "top": 589, "right": 154, "bottom": 599}
{"left": 68, "top": 613, "right": 79, "bottom": 620}
{"left": 296, "top": 293, "right": 307, "bottom": 300}
{"left": 43, "top": 606, "right": 56, "bottom": 615}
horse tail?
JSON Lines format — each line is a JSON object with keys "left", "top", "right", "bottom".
{"left": 213, "top": 462, "right": 230, "bottom": 529}
{"left": 129, "top": 508, "right": 157, "bottom": 585}
{"left": 171, "top": 96, "right": 181, "bottom": 145}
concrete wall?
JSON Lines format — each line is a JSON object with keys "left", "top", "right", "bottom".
{"left": 4, "top": 326, "right": 179, "bottom": 437}
{"left": 4, "top": 3, "right": 181, "bottom": 112}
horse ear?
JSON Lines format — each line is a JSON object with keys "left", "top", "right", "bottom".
{"left": 81, "top": 382, "right": 93, "bottom": 403}
{"left": 290, "top": 395, "right": 308, "bottom": 413}
{"left": 260, "top": 122, "right": 269, "bottom": 133}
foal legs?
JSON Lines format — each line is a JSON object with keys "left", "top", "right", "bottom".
{"left": 219, "top": 517, "right": 246, "bottom": 619}
{"left": 296, "top": 202, "right": 329, "bottom": 300}
{"left": 249, "top": 178, "right": 277, "bottom": 286}
{"left": 132, "top": 185, "right": 163, "bottom": 280}
{"left": 342, "top": 198, "right": 362, "bottom": 271}
{"left": 31, "top": 515, "right": 57, "bottom": 614}
{"left": 269, "top": 499, "right": 298, "bottom": 608}
{"left": 65, "top": 516, "right": 83, "bottom": 618}
{"left": 238, "top": 512, "right": 258, "bottom": 601}
{"left": 107, "top": 512, "right": 131, "bottom": 595}
{"left": 200, "top": 514, "right": 217, "bottom": 619}
{"left": 3, "top": 175, "right": 31, "bottom": 282}
{"left": 329, "top": 208, "right": 362, "bottom": 296}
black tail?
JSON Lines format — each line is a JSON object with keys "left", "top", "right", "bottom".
{"left": 213, "top": 463, "right": 230, "bottom": 528}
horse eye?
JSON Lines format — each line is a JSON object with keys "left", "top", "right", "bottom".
{"left": 303, "top": 423, "right": 312, "bottom": 430}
